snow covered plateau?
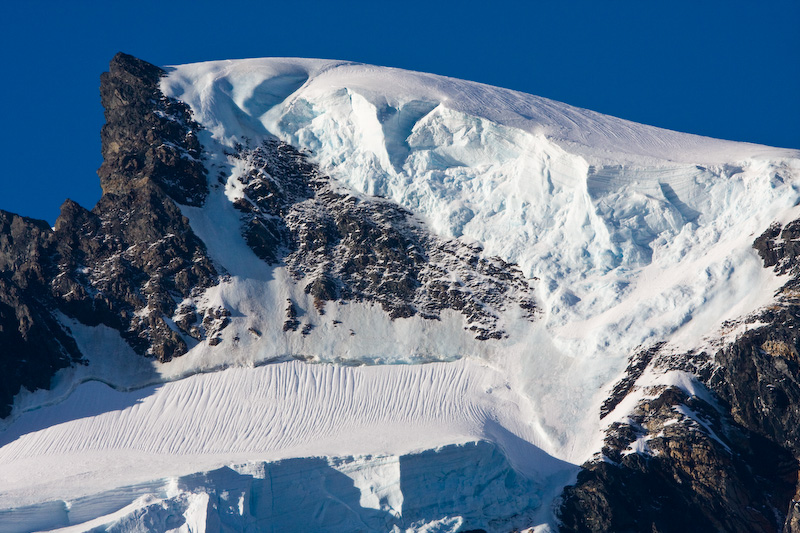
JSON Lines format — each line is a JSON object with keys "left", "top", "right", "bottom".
{"left": 1, "top": 54, "right": 799, "bottom": 532}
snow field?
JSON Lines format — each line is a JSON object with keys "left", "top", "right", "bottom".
{"left": 162, "top": 57, "right": 800, "bottom": 458}
{"left": 0, "top": 359, "right": 575, "bottom": 530}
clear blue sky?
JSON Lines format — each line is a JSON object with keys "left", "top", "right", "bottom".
{"left": 1, "top": 0, "right": 798, "bottom": 224}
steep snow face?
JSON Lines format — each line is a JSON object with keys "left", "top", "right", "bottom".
{"left": 163, "top": 60, "right": 800, "bottom": 354}
{"left": 161, "top": 58, "right": 800, "bottom": 448}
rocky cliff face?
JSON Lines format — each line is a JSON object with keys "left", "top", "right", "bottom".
{"left": 0, "top": 53, "right": 221, "bottom": 417}
{"left": 98, "top": 53, "right": 208, "bottom": 205}
{"left": 0, "top": 212, "right": 83, "bottom": 418}
{"left": 557, "top": 220, "right": 800, "bottom": 532}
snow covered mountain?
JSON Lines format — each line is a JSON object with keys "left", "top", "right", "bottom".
{"left": 1, "top": 53, "right": 799, "bottom": 532}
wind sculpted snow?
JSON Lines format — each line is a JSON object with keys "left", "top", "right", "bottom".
{"left": 0, "top": 360, "right": 576, "bottom": 531}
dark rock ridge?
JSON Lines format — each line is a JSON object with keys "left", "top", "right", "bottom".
{"left": 598, "top": 342, "right": 663, "bottom": 419}
{"left": 56, "top": 52, "right": 221, "bottom": 359}
{"left": 0, "top": 53, "right": 223, "bottom": 418}
{"left": 558, "top": 220, "right": 800, "bottom": 532}
{"left": 559, "top": 382, "right": 796, "bottom": 532}
{"left": 0, "top": 212, "right": 83, "bottom": 419}
{"left": 229, "top": 140, "right": 537, "bottom": 339}
{"left": 98, "top": 53, "right": 208, "bottom": 205}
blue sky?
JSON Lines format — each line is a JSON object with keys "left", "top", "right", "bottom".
{"left": 1, "top": 1, "right": 798, "bottom": 224}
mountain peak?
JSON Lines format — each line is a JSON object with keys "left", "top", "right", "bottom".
{"left": 108, "top": 52, "right": 164, "bottom": 85}
{"left": 98, "top": 53, "right": 207, "bottom": 205}
{"left": 1, "top": 53, "right": 799, "bottom": 532}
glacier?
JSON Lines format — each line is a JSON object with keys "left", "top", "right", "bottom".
{"left": 1, "top": 56, "right": 799, "bottom": 532}
{"left": 161, "top": 57, "right": 799, "bottom": 456}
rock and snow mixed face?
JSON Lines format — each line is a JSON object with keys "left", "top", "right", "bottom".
{"left": 162, "top": 56, "right": 800, "bottom": 451}
{"left": 1, "top": 55, "right": 799, "bottom": 532}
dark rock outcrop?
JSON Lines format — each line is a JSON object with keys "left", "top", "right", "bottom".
{"left": 98, "top": 52, "right": 207, "bottom": 206}
{"left": 0, "top": 53, "right": 223, "bottom": 418}
{"left": 559, "top": 385, "right": 796, "bottom": 533}
{"left": 753, "top": 220, "right": 800, "bottom": 276}
{"left": 52, "top": 53, "right": 220, "bottom": 362}
{"left": 230, "top": 140, "right": 537, "bottom": 339}
{"left": 708, "top": 305, "right": 800, "bottom": 459}
{"left": 599, "top": 342, "right": 663, "bottom": 419}
{"left": 51, "top": 183, "right": 219, "bottom": 360}
{"left": 0, "top": 212, "right": 83, "bottom": 418}
{"left": 559, "top": 219, "right": 800, "bottom": 532}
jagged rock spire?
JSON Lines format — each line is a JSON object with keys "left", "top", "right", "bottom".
{"left": 98, "top": 52, "right": 208, "bottom": 206}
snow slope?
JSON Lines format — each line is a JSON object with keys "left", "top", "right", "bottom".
{"left": 161, "top": 57, "right": 800, "bottom": 453}
{"left": 1, "top": 57, "right": 799, "bottom": 531}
